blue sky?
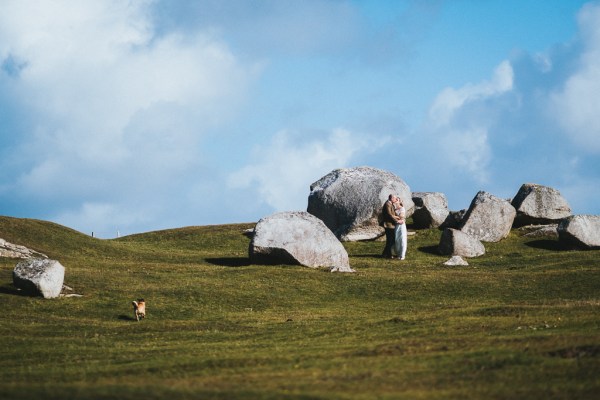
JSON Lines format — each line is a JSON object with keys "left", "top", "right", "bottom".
{"left": 1, "top": 0, "right": 599, "bottom": 238}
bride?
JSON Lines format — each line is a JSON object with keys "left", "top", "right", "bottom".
{"left": 393, "top": 198, "right": 407, "bottom": 260}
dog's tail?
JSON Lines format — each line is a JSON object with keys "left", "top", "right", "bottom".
{"left": 132, "top": 300, "right": 138, "bottom": 308}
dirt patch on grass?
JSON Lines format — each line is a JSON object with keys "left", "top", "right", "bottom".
{"left": 548, "top": 345, "right": 600, "bottom": 359}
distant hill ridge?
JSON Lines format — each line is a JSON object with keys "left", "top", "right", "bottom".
{"left": 0, "top": 216, "right": 92, "bottom": 259}
{"left": 0, "top": 215, "right": 254, "bottom": 263}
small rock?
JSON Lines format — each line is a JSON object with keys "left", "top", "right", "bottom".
{"left": 443, "top": 256, "right": 469, "bottom": 266}
{"left": 518, "top": 224, "right": 559, "bottom": 238}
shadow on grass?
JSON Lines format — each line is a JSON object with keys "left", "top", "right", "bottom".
{"left": 118, "top": 314, "right": 137, "bottom": 321}
{"left": 205, "top": 257, "right": 251, "bottom": 267}
{"left": 0, "top": 285, "right": 31, "bottom": 297}
{"left": 350, "top": 254, "right": 383, "bottom": 259}
{"left": 524, "top": 239, "right": 568, "bottom": 251}
{"left": 418, "top": 245, "right": 440, "bottom": 255}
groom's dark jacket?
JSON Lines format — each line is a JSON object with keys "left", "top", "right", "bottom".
{"left": 381, "top": 200, "right": 398, "bottom": 229}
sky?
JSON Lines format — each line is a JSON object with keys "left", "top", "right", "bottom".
{"left": 1, "top": 0, "right": 599, "bottom": 238}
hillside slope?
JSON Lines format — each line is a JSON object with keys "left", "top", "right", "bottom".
{"left": 0, "top": 215, "right": 599, "bottom": 400}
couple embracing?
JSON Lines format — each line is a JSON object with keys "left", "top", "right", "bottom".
{"left": 381, "top": 194, "right": 407, "bottom": 260}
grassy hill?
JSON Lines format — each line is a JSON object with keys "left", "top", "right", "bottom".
{"left": 0, "top": 215, "right": 599, "bottom": 399}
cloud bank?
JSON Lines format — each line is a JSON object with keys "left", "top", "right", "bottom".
{"left": 551, "top": 2, "right": 600, "bottom": 154}
{"left": 0, "top": 1, "right": 599, "bottom": 237}
{"left": 0, "top": 0, "right": 257, "bottom": 236}
{"left": 406, "top": 2, "right": 600, "bottom": 211}
{"left": 228, "top": 128, "right": 390, "bottom": 212}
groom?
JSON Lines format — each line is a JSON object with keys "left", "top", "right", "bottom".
{"left": 381, "top": 194, "right": 401, "bottom": 259}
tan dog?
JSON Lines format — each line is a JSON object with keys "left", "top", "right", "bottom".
{"left": 132, "top": 299, "right": 146, "bottom": 321}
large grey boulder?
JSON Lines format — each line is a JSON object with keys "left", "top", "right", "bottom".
{"left": 439, "top": 228, "right": 485, "bottom": 258}
{"left": 412, "top": 192, "right": 450, "bottom": 229}
{"left": 307, "top": 166, "right": 414, "bottom": 241}
{"left": 460, "top": 191, "right": 516, "bottom": 242}
{"left": 13, "top": 258, "right": 65, "bottom": 298}
{"left": 557, "top": 215, "right": 600, "bottom": 249}
{"left": 511, "top": 183, "right": 571, "bottom": 226}
{"left": 249, "top": 211, "right": 354, "bottom": 272}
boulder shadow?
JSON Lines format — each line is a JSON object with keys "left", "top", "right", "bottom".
{"left": 205, "top": 257, "right": 251, "bottom": 268}
{"left": 418, "top": 245, "right": 440, "bottom": 255}
{"left": 350, "top": 254, "right": 384, "bottom": 258}
{"left": 0, "top": 285, "right": 33, "bottom": 297}
{"left": 524, "top": 239, "right": 567, "bottom": 251}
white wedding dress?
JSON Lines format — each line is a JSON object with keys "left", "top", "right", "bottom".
{"left": 394, "top": 206, "right": 407, "bottom": 260}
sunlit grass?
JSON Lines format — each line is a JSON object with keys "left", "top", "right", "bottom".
{"left": 0, "top": 216, "right": 599, "bottom": 399}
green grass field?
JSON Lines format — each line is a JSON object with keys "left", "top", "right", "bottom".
{"left": 1, "top": 215, "right": 599, "bottom": 399}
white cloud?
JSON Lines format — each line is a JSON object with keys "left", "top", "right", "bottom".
{"left": 438, "top": 128, "right": 491, "bottom": 183}
{"left": 228, "top": 128, "right": 386, "bottom": 212}
{"left": 2, "top": 1, "right": 252, "bottom": 151}
{"left": 409, "top": 3, "right": 600, "bottom": 213}
{"left": 0, "top": 0, "right": 258, "bottom": 236}
{"left": 154, "top": 0, "right": 362, "bottom": 58}
{"left": 428, "top": 60, "right": 514, "bottom": 128}
{"left": 414, "top": 60, "right": 514, "bottom": 186}
{"left": 2, "top": 0, "right": 599, "bottom": 237}
{"left": 550, "top": 2, "right": 600, "bottom": 154}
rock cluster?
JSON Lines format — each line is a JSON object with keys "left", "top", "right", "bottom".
{"left": 432, "top": 183, "right": 595, "bottom": 258}
{"left": 1, "top": 171, "right": 592, "bottom": 287}
{"left": 249, "top": 166, "right": 594, "bottom": 270}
